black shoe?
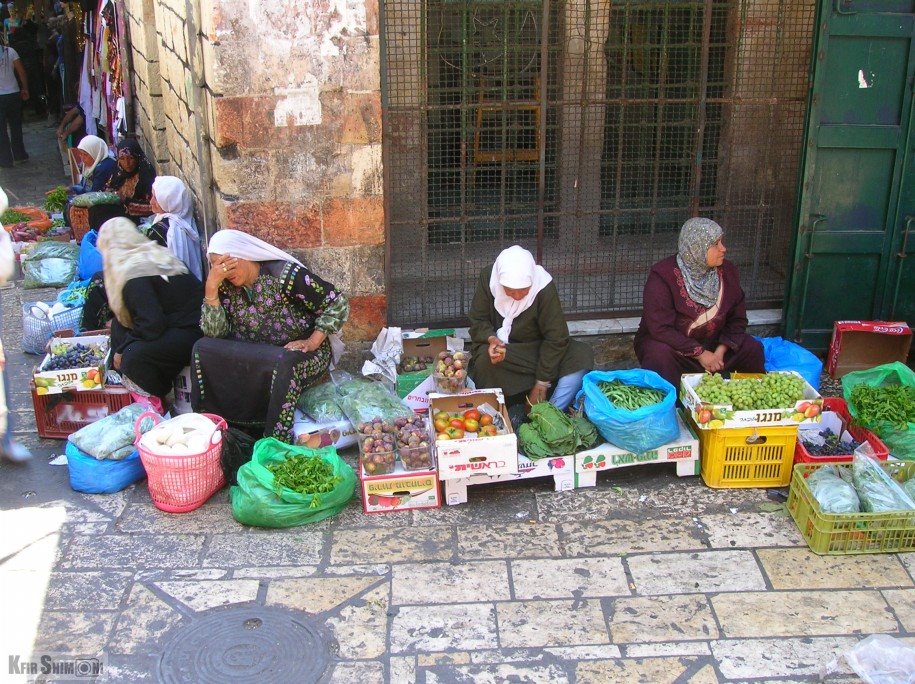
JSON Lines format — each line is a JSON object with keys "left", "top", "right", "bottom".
{"left": 0, "top": 162, "right": 12, "bottom": 169}
{"left": 13, "top": 156, "right": 29, "bottom": 165}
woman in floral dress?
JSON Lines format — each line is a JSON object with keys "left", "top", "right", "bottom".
{"left": 191, "top": 230, "right": 349, "bottom": 442}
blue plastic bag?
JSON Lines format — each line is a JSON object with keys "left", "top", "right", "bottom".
{"left": 66, "top": 441, "right": 146, "bottom": 494}
{"left": 79, "top": 230, "right": 103, "bottom": 280}
{"left": 756, "top": 336, "right": 822, "bottom": 391}
{"left": 575, "top": 369, "right": 679, "bottom": 453}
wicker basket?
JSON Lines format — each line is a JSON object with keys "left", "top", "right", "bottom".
{"left": 70, "top": 206, "right": 90, "bottom": 242}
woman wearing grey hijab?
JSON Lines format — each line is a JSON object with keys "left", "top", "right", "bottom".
{"left": 634, "top": 218, "right": 764, "bottom": 387}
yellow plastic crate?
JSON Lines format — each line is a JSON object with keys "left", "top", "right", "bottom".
{"left": 694, "top": 421, "right": 798, "bottom": 488}
{"left": 787, "top": 461, "right": 915, "bottom": 555}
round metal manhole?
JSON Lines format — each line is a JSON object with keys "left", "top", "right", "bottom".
{"left": 158, "top": 605, "right": 332, "bottom": 684}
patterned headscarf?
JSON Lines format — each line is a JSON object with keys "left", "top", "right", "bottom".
{"left": 97, "top": 218, "right": 188, "bottom": 328}
{"left": 676, "top": 218, "right": 723, "bottom": 308}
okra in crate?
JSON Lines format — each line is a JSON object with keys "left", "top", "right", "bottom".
{"left": 788, "top": 461, "right": 915, "bottom": 555}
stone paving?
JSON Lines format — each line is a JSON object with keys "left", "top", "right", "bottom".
{"left": 1, "top": 116, "right": 914, "bottom": 683}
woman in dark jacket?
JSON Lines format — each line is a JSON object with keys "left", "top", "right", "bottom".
{"left": 97, "top": 217, "right": 203, "bottom": 411}
{"left": 634, "top": 217, "right": 764, "bottom": 387}
{"left": 468, "top": 245, "right": 592, "bottom": 410}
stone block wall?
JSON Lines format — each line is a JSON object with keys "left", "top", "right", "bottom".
{"left": 122, "top": 0, "right": 214, "bottom": 243}
{"left": 200, "top": 0, "right": 385, "bottom": 342}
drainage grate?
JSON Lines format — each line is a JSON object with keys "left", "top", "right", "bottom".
{"left": 158, "top": 605, "right": 332, "bottom": 684}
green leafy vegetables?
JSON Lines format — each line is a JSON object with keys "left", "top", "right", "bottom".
{"left": 267, "top": 454, "right": 343, "bottom": 508}
{"left": 849, "top": 384, "right": 915, "bottom": 431}
{"left": 598, "top": 380, "right": 665, "bottom": 410}
{"left": 45, "top": 186, "right": 69, "bottom": 214}
{"left": 518, "top": 403, "right": 598, "bottom": 459}
{"left": 0, "top": 209, "right": 33, "bottom": 225}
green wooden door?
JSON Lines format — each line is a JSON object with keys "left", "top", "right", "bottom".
{"left": 785, "top": 0, "right": 915, "bottom": 349}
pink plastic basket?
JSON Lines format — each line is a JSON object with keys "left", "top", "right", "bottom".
{"left": 135, "top": 411, "right": 227, "bottom": 513}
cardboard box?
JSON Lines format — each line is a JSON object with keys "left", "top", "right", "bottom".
{"left": 574, "top": 411, "right": 700, "bottom": 487}
{"left": 430, "top": 389, "right": 518, "bottom": 480}
{"left": 33, "top": 335, "right": 109, "bottom": 394}
{"left": 398, "top": 331, "right": 462, "bottom": 411}
{"left": 360, "top": 462, "right": 441, "bottom": 513}
{"left": 680, "top": 371, "right": 823, "bottom": 430}
{"left": 444, "top": 453, "right": 575, "bottom": 505}
{"left": 292, "top": 410, "right": 358, "bottom": 451}
{"left": 396, "top": 334, "right": 449, "bottom": 398}
{"left": 826, "top": 321, "right": 912, "bottom": 379}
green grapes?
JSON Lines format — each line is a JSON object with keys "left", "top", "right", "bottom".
{"left": 694, "top": 372, "right": 805, "bottom": 411}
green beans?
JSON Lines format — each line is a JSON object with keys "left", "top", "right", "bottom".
{"left": 598, "top": 380, "right": 666, "bottom": 410}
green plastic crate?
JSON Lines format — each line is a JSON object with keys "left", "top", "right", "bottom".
{"left": 787, "top": 461, "right": 915, "bottom": 555}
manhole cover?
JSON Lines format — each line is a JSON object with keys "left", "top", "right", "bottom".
{"left": 158, "top": 605, "right": 332, "bottom": 684}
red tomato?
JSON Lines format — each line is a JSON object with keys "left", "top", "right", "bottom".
{"left": 463, "top": 409, "right": 481, "bottom": 422}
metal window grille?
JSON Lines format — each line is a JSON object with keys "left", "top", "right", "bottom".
{"left": 382, "top": 0, "right": 815, "bottom": 326}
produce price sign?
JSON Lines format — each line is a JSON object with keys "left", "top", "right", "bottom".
{"left": 680, "top": 371, "right": 823, "bottom": 430}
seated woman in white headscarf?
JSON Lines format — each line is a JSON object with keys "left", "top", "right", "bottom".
{"left": 468, "top": 245, "right": 593, "bottom": 410}
{"left": 97, "top": 217, "right": 204, "bottom": 413}
{"left": 191, "top": 230, "right": 349, "bottom": 442}
{"left": 634, "top": 217, "right": 764, "bottom": 388}
{"left": 142, "top": 176, "right": 203, "bottom": 280}
{"left": 70, "top": 135, "right": 116, "bottom": 194}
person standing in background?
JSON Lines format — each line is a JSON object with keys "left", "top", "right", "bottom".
{"left": 0, "top": 37, "right": 28, "bottom": 168}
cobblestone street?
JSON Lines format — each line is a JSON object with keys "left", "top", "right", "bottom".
{"left": 0, "top": 117, "right": 914, "bottom": 683}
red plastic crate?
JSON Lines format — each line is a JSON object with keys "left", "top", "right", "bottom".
{"left": 31, "top": 383, "right": 133, "bottom": 439}
{"left": 794, "top": 397, "right": 889, "bottom": 463}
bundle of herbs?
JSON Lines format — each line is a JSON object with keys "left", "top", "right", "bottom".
{"left": 267, "top": 453, "right": 343, "bottom": 508}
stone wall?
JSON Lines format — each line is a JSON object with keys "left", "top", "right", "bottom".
{"left": 123, "top": 0, "right": 212, "bottom": 234}
{"left": 200, "top": 0, "right": 385, "bottom": 343}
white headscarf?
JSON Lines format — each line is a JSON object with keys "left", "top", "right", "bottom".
{"left": 152, "top": 176, "right": 203, "bottom": 280}
{"left": 207, "top": 229, "right": 304, "bottom": 266}
{"left": 206, "top": 230, "right": 345, "bottom": 364}
{"left": 97, "top": 218, "right": 188, "bottom": 328}
{"left": 489, "top": 245, "right": 553, "bottom": 343}
{"left": 76, "top": 135, "right": 111, "bottom": 179}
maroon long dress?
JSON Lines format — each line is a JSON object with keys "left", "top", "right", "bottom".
{"left": 634, "top": 256, "right": 764, "bottom": 388}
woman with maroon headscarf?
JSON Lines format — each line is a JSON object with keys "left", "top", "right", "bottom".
{"left": 634, "top": 218, "right": 764, "bottom": 388}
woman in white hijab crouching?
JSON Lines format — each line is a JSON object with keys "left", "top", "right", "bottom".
{"left": 468, "top": 245, "right": 592, "bottom": 410}
{"left": 145, "top": 176, "right": 203, "bottom": 281}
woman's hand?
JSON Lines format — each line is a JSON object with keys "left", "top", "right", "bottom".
{"left": 285, "top": 331, "right": 327, "bottom": 354}
{"left": 698, "top": 350, "right": 724, "bottom": 373}
{"left": 113, "top": 352, "right": 122, "bottom": 370}
{"left": 205, "top": 254, "right": 238, "bottom": 296}
{"left": 487, "top": 336, "right": 506, "bottom": 364}
{"left": 526, "top": 381, "right": 549, "bottom": 409}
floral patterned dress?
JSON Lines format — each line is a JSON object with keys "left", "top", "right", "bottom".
{"left": 191, "top": 260, "right": 349, "bottom": 442}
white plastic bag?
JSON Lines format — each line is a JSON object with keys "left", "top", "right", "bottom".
{"left": 840, "top": 634, "right": 915, "bottom": 684}
{"left": 360, "top": 326, "right": 403, "bottom": 385}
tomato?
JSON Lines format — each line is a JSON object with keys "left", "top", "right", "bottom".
{"left": 479, "top": 425, "right": 499, "bottom": 437}
{"left": 804, "top": 403, "right": 821, "bottom": 418}
{"left": 698, "top": 409, "right": 712, "bottom": 424}
{"left": 464, "top": 418, "right": 479, "bottom": 433}
{"left": 450, "top": 418, "right": 466, "bottom": 430}
{"left": 433, "top": 417, "right": 450, "bottom": 433}
{"left": 445, "top": 427, "right": 464, "bottom": 439}
{"left": 479, "top": 414, "right": 493, "bottom": 427}
{"left": 463, "top": 409, "right": 481, "bottom": 422}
